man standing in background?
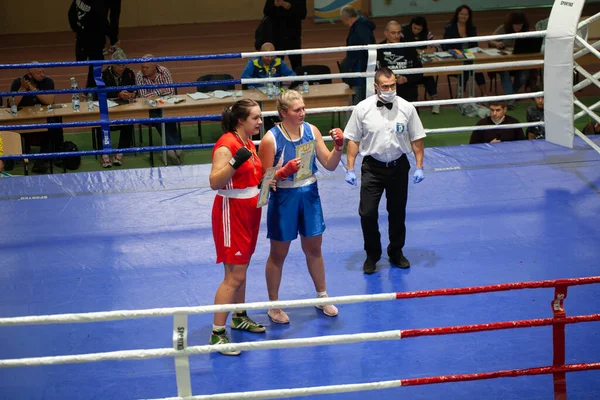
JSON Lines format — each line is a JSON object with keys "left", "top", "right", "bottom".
{"left": 263, "top": 0, "right": 307, "bottom": 72}
{"left": 69, "top": 0, "right": 121, "bottom": 88}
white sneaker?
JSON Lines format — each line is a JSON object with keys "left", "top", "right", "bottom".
{"left": 268, "top": 308, "right": 290, "bottom": 324}
{"left": 431, "top": 104, "right": 440, "bottom": 114}
{"left": 316, "top": 294, "right": 338, "bottom": 317}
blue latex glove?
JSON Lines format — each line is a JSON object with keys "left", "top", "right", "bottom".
{"left": 345, "top": 169, "right": 357, "bottom": 186}
{"left": 413, "top": 168, "right": 424, "bottom": 184}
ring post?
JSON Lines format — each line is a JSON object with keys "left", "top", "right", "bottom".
{"left": 94, "top": 65, "right": 112, "bottom": 151}
{"left": 173, "top": 313, "right": 192, "bottom": 397}
{"left": 544, "top": 0, "right": 585, "bottom": 148}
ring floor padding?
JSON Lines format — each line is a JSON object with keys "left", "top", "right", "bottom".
{"left": 1, "top": 137, "right": 599, "bottom": 399}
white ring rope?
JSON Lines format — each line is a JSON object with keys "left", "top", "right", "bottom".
{"left": 243, "top": 59, "right": 545, "bottom": 85}
{"left": 578, "top": 11, "right": 600, "bottom": 28}
{"left": 241, "top": 30, "right": 546, "bottom": 59}
{"left": 147, "top": 380, "right": 403, "bottom": 400}
{"left": 0, "top": 330, "right": 401, "bottom": 368}
{"left": 0, "top": 293, "right": 397, "bottom": 326}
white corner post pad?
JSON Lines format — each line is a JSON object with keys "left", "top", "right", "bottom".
{"left": 366, "top": 49, "right": 378, "bottom": 98}
{"left": 173, "top": 313, "right": 192, "bottom": 397}
{"left": 544, "top": 0, "right": 585, "bottom": 148}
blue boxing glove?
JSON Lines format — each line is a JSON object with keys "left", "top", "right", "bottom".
{"left": 345, "top": 169, "right": 357, "bottom": 186}
{"left": 413, "top": 168, "right": 424, "bottom": 184}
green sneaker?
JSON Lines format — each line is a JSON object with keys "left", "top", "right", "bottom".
{"left": 210, "top": 329, "right": 241, "bottom": 356}
{"left": 231, "top": 312, "right": 266, "bottom": 333}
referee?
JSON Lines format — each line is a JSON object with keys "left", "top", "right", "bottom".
{"left": 342, "top": 67, "right": 426, "bottom": 274}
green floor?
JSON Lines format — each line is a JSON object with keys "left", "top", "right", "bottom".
{"left": 6, "top": 97, "right": 599, "bottom": 175}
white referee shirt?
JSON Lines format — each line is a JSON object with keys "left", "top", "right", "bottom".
{"left": 344, "top": 95, "right": 426, "bottom": 163}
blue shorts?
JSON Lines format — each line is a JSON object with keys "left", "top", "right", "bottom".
{"left": 267, "top": 182, "right": 326, "bottom": 242}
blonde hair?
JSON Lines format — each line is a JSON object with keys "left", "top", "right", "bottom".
{"left": 277, "top": 90, "right": 304, "bottom": 118}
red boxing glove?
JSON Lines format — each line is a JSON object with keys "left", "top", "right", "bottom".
{"left": 275, "top": 158, "right": 300, "bottom": 180}
{"left": 330, "top": 128, "right": 344, "bottom": 151}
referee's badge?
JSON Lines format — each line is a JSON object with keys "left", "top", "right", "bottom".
{"left": 396, "top": 122, "right": 406, "bottom": 134}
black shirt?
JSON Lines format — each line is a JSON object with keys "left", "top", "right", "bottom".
{"left": 101, "top": 67, "right": 136, "bottom": 99}
{"left": 10, "top": 75, "right": 55, "bottom": 107}
{"left": 377, "top": 39, "right": 422, "bottom": 102}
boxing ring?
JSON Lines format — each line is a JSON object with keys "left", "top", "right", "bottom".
{"left": 1, "top": 0, "right": 600, "bottom": 399}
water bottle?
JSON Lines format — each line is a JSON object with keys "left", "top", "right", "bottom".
{"left": 10, "top": 97, "right": 17, "bottom": 116}
{"left": 266, "top": 71, "right": 274, "bottom": 99}
{"left": 302, "top": 72, "right": 310, "bottom": 93}
{"left": 70, "top": 77, "right": 80, "bottom": 112}
{"left": 144, "top": 99, "right": 158, "bottom": 107}
{"left": 87, "top": 93, "right": 94, "bottom": 111}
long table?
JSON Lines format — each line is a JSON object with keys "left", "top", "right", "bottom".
{"left": 0, "top": 83, "right": 354, "bottom": 167}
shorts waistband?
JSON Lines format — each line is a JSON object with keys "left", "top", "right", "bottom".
{"left": 364, "top": 154, "right": 406, "bottom": 168}
{"left": 276, "top": 175, "right": 317, "bottom": 188}
{"left": 218, "top": 187, "right": 259, "bottom": 198}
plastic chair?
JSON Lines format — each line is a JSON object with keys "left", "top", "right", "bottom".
{"left": 0, "top": 131, "right": 28, "bottom": 175}
{"left": 196, "top": 74, "right": 235, "bottom": 142}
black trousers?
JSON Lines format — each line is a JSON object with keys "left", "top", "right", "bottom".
{"left": 359, "top": 154, "right": 410, "bottom": 261}
{"left": 75, "top": 36, "right": 105, "bottom": 89}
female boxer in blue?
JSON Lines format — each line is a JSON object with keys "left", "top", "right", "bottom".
{"left": 258, "top": 90, "right": 345, "bottom": 324}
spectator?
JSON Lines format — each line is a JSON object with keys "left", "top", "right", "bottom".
{"left": 104, "top": 0, "right": 122, "bottom": 55}
{"left": 401, "top": 16, "right": 442, "bottom": 113}
{"left": 241, "top": 42, "right": 296, "bottom": 89}
{"left": 443, "top": 5, "right": 487, "bottom": 97}
{"left": 526, "top": 89, "right": 545, "bottom": 140}
{"left": 136, "top": 54, "right": 183, "bottom": 165}
{"left": 100, "top": 49, "right": 136, "bottom": 167}
{"left": 377, "top": 21, "right": 422, "bottom": 103}
{"left": 489, "top": 12, "right": 532, "bottom": 109}
{"left": 10, "top": 64, "right": 62, "bottom": 174}
{"left": 262, "top": 0, "right": 307, "bottom": 71}
{"left": 68, "top": 0, "right": 109, "bottom": 88}
{"left": 582, "top": 121, "right": 600, "bottom": 135}
{"left": 469, "top": 101, "right": 525, "bottom": 144}
{"left": 242, "top": 42, "right": 296, "bottom": 131}
{"left": 340, "top": 5, "right": 376, "bottom": 105}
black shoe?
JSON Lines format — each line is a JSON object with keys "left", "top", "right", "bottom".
{"left": 363, "top": 258, "right": 377, "bottom": 274}
{"left": 390, "top": 254, "right": 410, "bottom": 269}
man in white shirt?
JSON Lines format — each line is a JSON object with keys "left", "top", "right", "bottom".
{"left": 342, "top": 67, "right": 426, "bottom": 274}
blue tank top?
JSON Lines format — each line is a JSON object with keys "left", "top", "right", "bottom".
{"left": 270, "top": 121, "right": 318, "bottom": 181}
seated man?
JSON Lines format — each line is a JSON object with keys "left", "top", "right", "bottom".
{"left": 526, "top": 89, "right": 545, "bottom": 140}
{"left": 469, "top": 101, "right": 525, "bottom": 144}
{"left": 376, "top": 20, "right": 422, "bottom": 104}
{"left": 9, "top": 63, "right": 63, "bottom": 174}
{"left": 100, "top": 49, "right": 136, "bottom": 168}
{"left": 136, "top": 54, "right": 183, "bottom": 165}
{"left": 241, "top": 42, "right": 296, "bottom": 88}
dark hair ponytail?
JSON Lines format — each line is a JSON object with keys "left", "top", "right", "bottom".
{"left": 221, "top": 98, "right": 260, "bottom": 133}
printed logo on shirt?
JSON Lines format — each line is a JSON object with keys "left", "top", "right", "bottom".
{"left": 235, "top": 251, "right": 242, "bottom": 256}
{"left": 396, "top": 123, "right": 406, "bottom": 134}
{"left": 383, "top": 52, "right": 410, "bottom": 70}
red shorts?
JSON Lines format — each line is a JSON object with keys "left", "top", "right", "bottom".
{"left": 212, "top": 194, "right": 261, "bottom": 264}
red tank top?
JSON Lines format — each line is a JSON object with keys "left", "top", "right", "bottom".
{"left": 212, "top": 132, "right": 263, "bottom": 190}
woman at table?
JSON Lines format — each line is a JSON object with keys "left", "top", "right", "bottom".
{"left": 100, "top": 49, "right": 136, "bottom": 168}
{"left": 258, "top": 90, "right": 342, "bottom": 324}
{"left": 443, "top": 4, "right": 487, "bottom": 97}
{"left": 209, "top": 98, "right": 266, "bottom": 356}
{"left": 488, "top": 12, "right": 532, "bottom": 109}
